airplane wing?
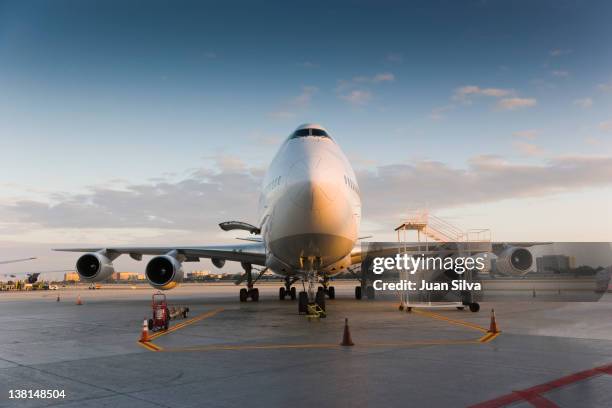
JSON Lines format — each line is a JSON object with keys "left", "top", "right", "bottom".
{"left": 54, "top": 243, "right": 267, "bottom": 266}
{"left": 0, "top": 257, "right": 36, "bottom": 265}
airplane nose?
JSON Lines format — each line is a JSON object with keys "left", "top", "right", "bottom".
{"left": 288, "top": 157, "right": 339, "bottom": 210}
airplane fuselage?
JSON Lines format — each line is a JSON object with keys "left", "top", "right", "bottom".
{"left": 258, "top": 124, "right": 361, "bottom": 277}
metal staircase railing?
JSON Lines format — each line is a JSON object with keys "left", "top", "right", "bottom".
{"left": 397, "top": 210, "right": 490, "bottom": 243}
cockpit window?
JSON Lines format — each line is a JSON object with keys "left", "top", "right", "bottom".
{"left": 293, "top": 129, "right": 311, "bottom": 137}
{"left": 289, "top": 128, "right": 331, "bottom": 139}
{"left": 311, "top": 129, "right": 329, "bottom": 137}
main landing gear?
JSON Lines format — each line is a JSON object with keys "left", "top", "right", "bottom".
{"left": 279, "top": 276, "right": 298, "bottom": 300}
{"left": 355, "top": 284, "right": 375, "bottom": 300}
{"left": 318, "top": 276, "right": 335, "bottom": 299}
{"left": 238, "top": 262, "right": 259, "bottom": 302}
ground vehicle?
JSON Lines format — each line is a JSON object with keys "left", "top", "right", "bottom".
{"left": 148, "top": 292, "right": 170, "bottom": 331}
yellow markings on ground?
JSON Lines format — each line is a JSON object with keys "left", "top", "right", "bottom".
{"left": 138, "top": 341, "right": 163, "bottom": 352}
{"left": 147, "top": 307, "right": 224, "bottom": 340}
{"left": 138, "top": 306, "right": 501, "bottom": 353}
{"left": 478, "top": 332, "right": 501, "bottom": 343}
{"left": 412, "top": 308, "right": 501, "bottom": 343}
{"left": 161, "top": 338, "right": 481, "bottom": 353}
{"left": 411, "top": 309, "right": 490, "bottom": 333}
{"left": 136, "top": 308, "right": 224, "bottom": 352}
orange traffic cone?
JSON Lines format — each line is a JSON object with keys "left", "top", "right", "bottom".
{"left": 76, "top": 295, "right": 83, "bottom": 305}
{"left": 340, "top": 318, "right": 354, "bottom": 346}
{"left": 139, "top": 319, "right": 149, "bottom": 342}
{"left": 488, "top": 308, "right": 499, "bottom": 333}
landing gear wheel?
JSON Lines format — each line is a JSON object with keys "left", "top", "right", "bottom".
{"left": 469, "top": 302, "right": 480, "bottom": 313}
{"left": 456, "top": 306, "right": 465, "bottom": 311}
{"left": 279, "top": 287, "right": 286, "bottom": 300}
{"left": 249, "top": 288, "right": 259, "bottom": 302}
{"left": 366, "top": 286, "right": 375, "bottom": 299}
{"left": 406, "top": 307, "right": 412, "bottom": 313}
{"left": 315, "top": 290, "right": 326, "bottom": 311}
{"left": 317, "top": 286, "right": 324, "bottom": 293}
{"left": 290, "top": 287, "right": 297, "bottom": 300}
{"left": 298, "top": 291, "right": 308, "bottom": 314}
{"left": 398, "top": 304, "right": 404, "bottom": 311}
{"left": 147, "top": 319, "right": 153, "bottom": 331}
{"left": 355, "top": 286, "right": 362, "bottom": 299}
{"left": 327, "top": 286, "right": 335, "bottom": 299}
{"left": 239, "top": 288, "right": 248, "bottom": 302}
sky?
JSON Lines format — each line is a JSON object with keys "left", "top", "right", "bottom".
{"left": 1, "top": 0, "right": 612, "bottom": 275}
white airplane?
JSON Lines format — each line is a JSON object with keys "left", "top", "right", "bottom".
{"left": 56, "top": 124, "right": 535, "bottom": 314}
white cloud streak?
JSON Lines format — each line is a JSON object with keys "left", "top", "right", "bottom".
{"left": 574, "top": 98, "right": 593, "bottom": 109}
{"left": 496, "top": 97, "right": 537, "bottom": 110}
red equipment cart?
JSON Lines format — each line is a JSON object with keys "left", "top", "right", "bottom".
{"left": 148, "top": 292, "right": 170, "bottom": 331}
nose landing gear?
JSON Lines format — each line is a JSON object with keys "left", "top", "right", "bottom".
{"left": 297, "top": 269, "right": 326, "bottom": 316}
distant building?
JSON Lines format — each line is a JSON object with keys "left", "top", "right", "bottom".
{"left": 537, "top": 255, "right": 571, "bottom": 274}
{"left": 64, "top": 272, "right": 80, "bottom": 282}
{"left": 113, "top": 272, "right": 144, "bottom": 281}
{"left": 189, "top": 270, "right": 211, "bottom": 277}
{"left": 187, "top": 270, "right": 227, "bottom": 280}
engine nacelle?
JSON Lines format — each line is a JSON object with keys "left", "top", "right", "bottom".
{"left": 145, "top": 254, "right": 184, "bottom": 290}
{"left": 496, "top": 247, "right": 533, "bottom": 276}
{"left": 212, "top": 257, "right": 225, "bottom": 268}
{"left": 76, "top": 252, "right": 115, "bottom": 282}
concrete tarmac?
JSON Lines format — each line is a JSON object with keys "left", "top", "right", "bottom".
{"left": 1, "top": 282, "right": 611, "bottom": 407}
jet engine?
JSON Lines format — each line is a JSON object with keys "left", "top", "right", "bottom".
{"left": 212, "top": 257, "right": 225, "bottom": 268}
{"left": 145, "top": 253, "right": 184, "bottom": 290}
{"left": 76, "top": 252, "right": 115, "bottom": 282}
{"left": 496, "top": 247, "right": 533, "bottom": 276}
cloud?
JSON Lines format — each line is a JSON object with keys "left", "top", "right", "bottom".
{"left": 453, "top": 85, "right": 513, "bottom": 102}
{"left": 598, "top": 82, "right": 612, "bottom": 92}
{"left": 291, "top": 86, "right": 318, "bottom": 107}
{"left": 600, "top": 120, "right": 612, "bottom": 133}
{"left": 3, "top": 157, "right": 263, "bottom": 233}
{"left": 512, "top": 141, "right": 543, "bottom": 156}
{"left": 373, "top": 72, "right": 395, "bottom": 82}
{"left": 336, "top": 73, "right": 394, "bottom": 105}
{"left": 5, "top": 154, "right": 612, "bottom": 247}
{"left": 512, "top": 130, "right": 538, "bottom": 139}
{"left": 551, "top": 70, "right": 569, "bottom": 78}
{"left": 351, "top": 72, "right": 395, "bottom": 84}
{"left": 429, "top": 105, "right": 455, "bottom": 120}
{"left": 269, "top": 86, "right": 318, "bottom": 119}
{"left": 340, "top": 90, "right": 372, "bottom": 106}
{"left": 496, "top": 97, "right": 537, "bottom": 110}
{"left": 574, "top": 98, "right": 593, "bottom": 109}
{"left": 549, "top": 49, "right": 572, "bottom": 57}
{"left": 357, "top": 155, "right": 612, "bottom": 223}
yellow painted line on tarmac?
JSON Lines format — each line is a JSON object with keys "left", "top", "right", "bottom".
{"left": 138, "top": 306, "right": 502, "bottom": 353}
{"left": 147, "top": 308, "right": 224, "bottom": 341}
{"left": 478, "top": 332, "right": 501, "bottom": 343}
{"left": 411, "top": 309, "right": 490, "bottom": 333}
{"left": 138, "top": 341, "right": 163, "bottom": 352}
{"left": 161, "top": 338, "right": 482, "bottom": 353}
